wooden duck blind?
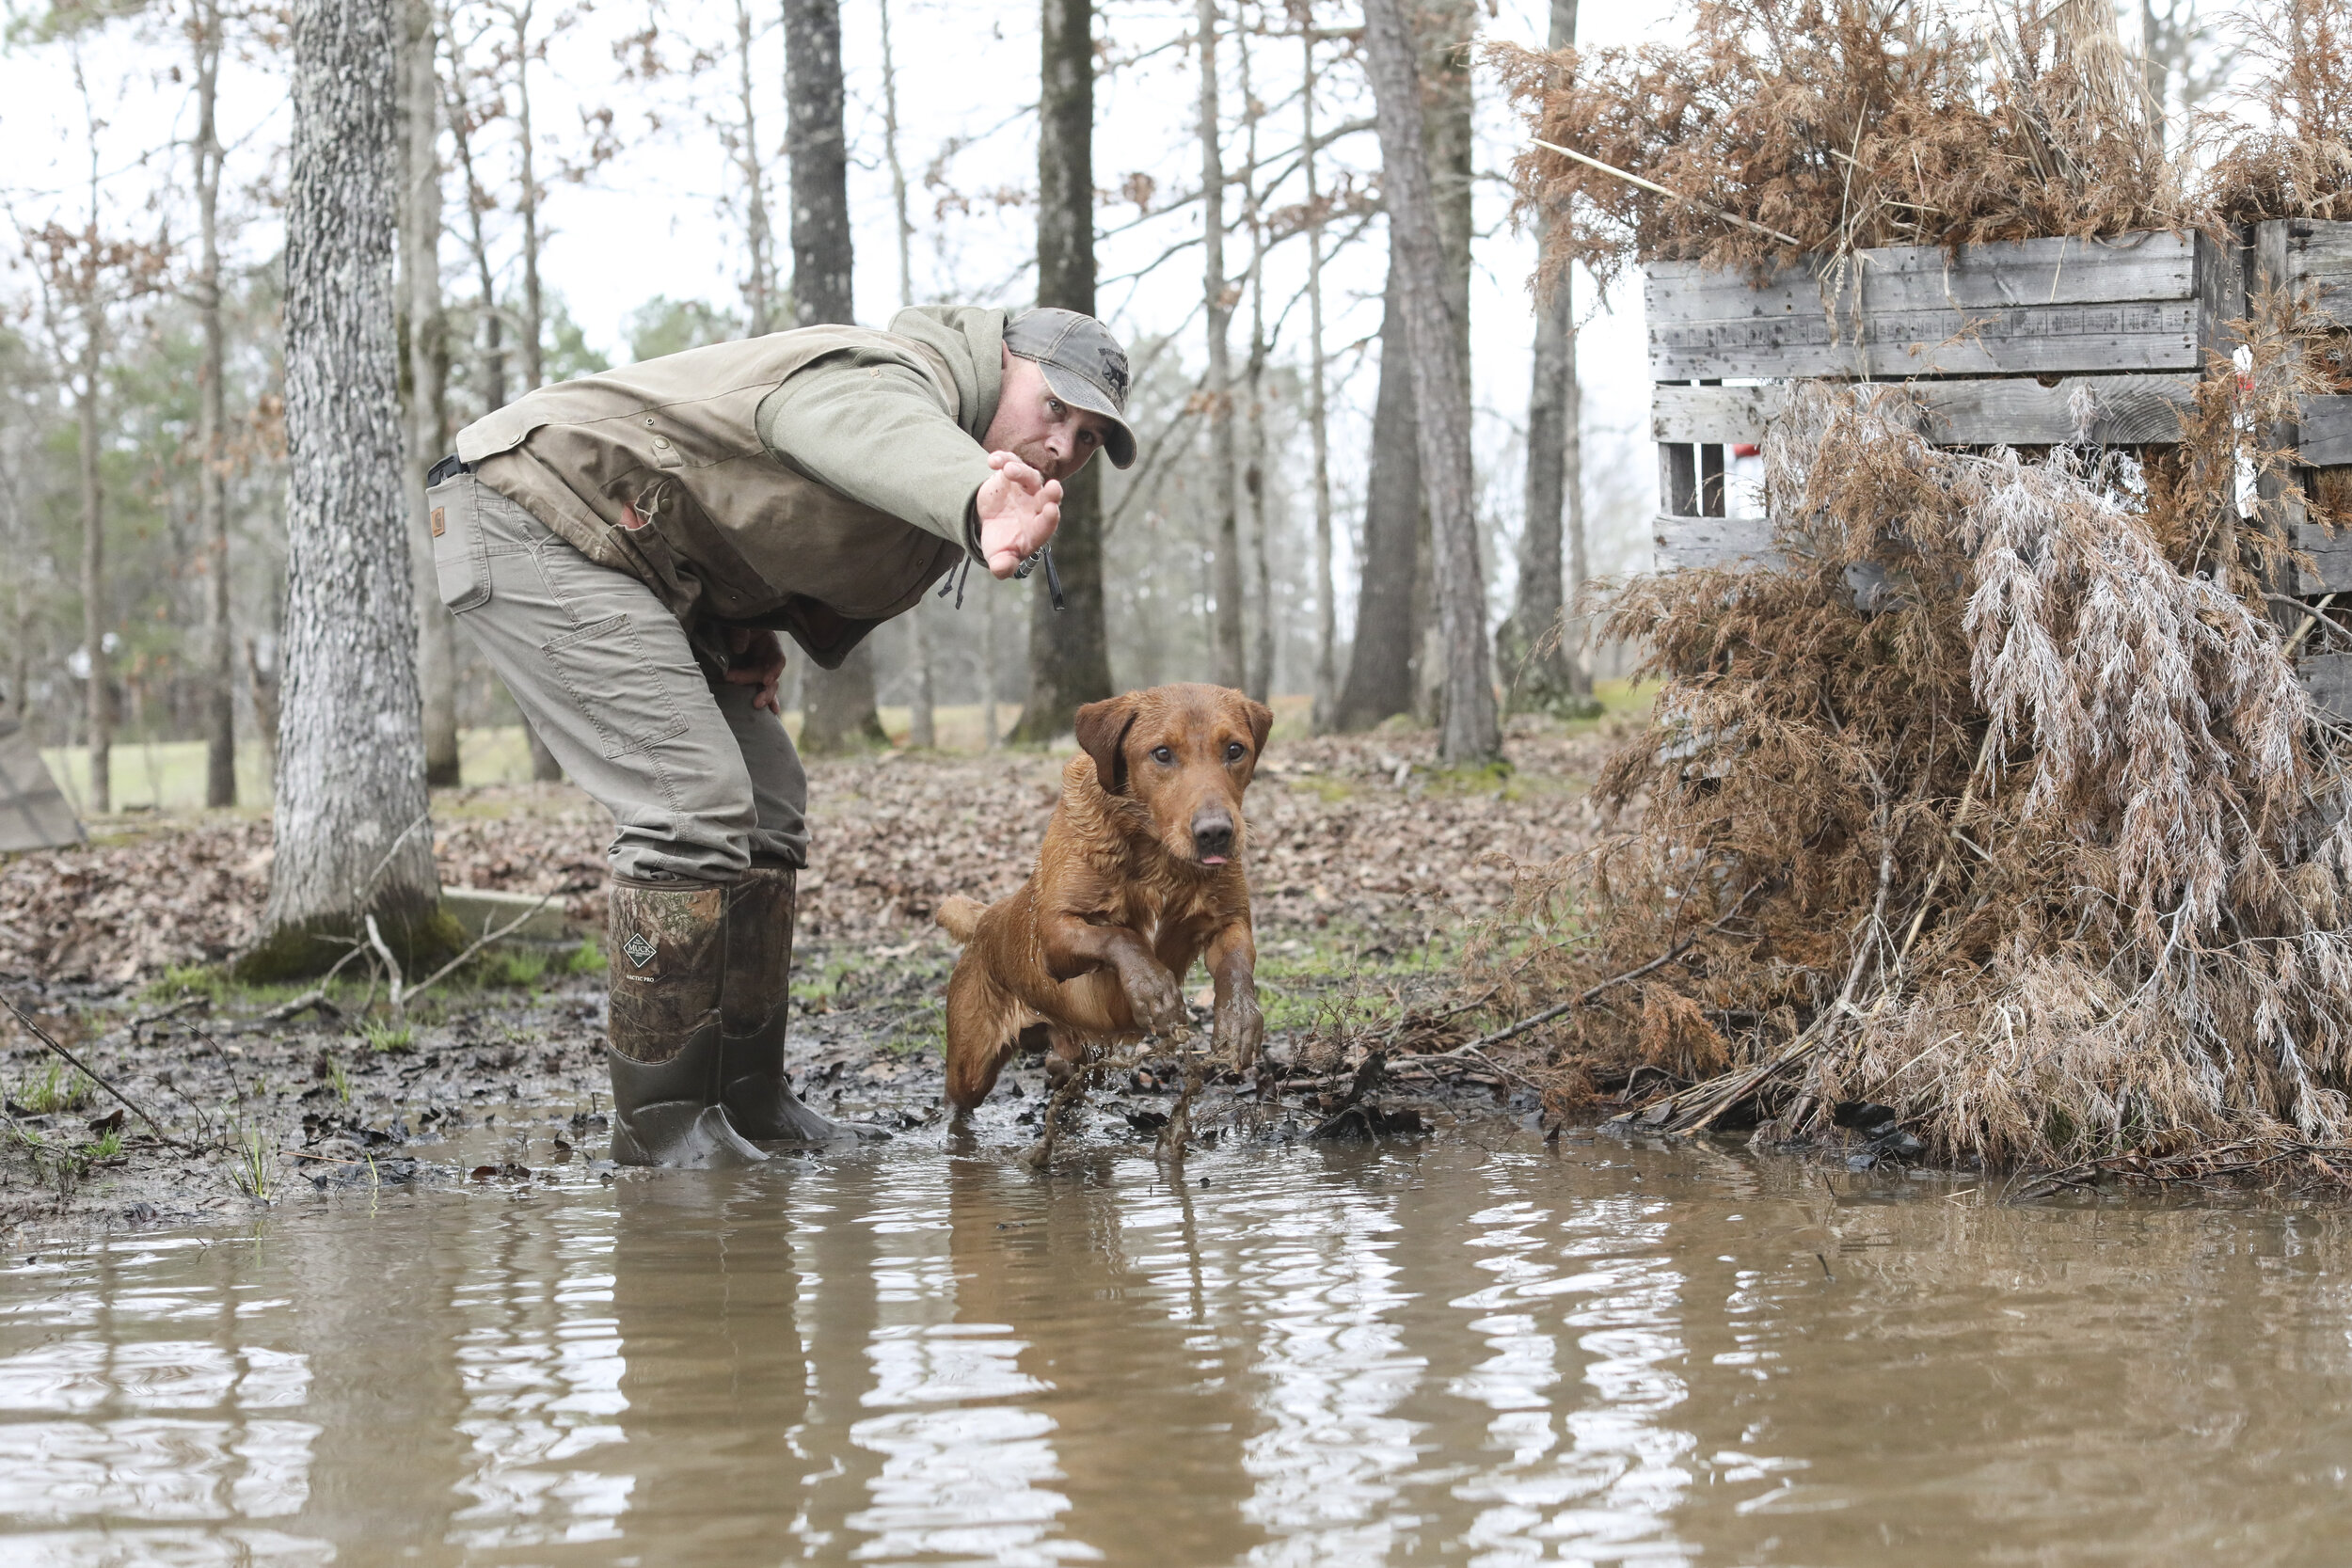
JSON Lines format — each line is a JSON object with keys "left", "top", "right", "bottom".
{"left": 1647, "top": 228, "right": 2244, "bottom": 570}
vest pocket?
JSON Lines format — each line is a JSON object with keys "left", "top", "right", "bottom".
{"left": 428, "top": 477, "right": 493, "bottom": 612}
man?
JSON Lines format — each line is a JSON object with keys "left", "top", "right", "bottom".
{"left": 426, "top": 306, "right": 1135, "bottom": 1168}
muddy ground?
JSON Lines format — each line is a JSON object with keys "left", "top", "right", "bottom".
{"left": 0, "top": 721, "right": 1626, "bottom": 1244}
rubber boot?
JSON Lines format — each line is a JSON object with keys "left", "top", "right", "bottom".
{"left": 606, "top": 878, "right": 769, "bottom": 1168}
{"left": 718, "top": 864, "right": 878, "bottom": 1142}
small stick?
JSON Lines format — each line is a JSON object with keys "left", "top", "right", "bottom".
{"left": 1529, "top": 137, "right": 1803, "bottom": 246}
{"left": 258, "top": 942, "right": 371, "bottom": 1024}
{"left": 0, "top": 991, "right": 191, "bottom": 1150}
{"left": 1156, "top": 1027, "right": 1205, "bottom": 1161}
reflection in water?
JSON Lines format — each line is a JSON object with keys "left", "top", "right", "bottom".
{"left": 3, "top": 1135, "right": 2352, "bottom": 1564}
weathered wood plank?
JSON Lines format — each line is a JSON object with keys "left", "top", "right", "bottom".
{"left": 2293, "top": 522, "right": 2352, "bottom": 594}
{"left": 1646, "top": 232, "right": 2199, "bottom": 317}
{"left": 1649, "top": 297, "right": 2204, "bottom": 381}
{"left": 1647, "top": 230, "right": 2218, "bottom": 381}
{"left": 2274, "top": 218, "right": 2352, "bottom": 326}
{"left": 2300, "top": 652, "right": 2352, "bottom": 723}
{"left": 2298, "top": 395, "right": 2352, "bottom": 467}
{"left": 1651, "top": 374, "right": 2200, "bottom": 446}
{"left": 1655, "top": 513, "right": 1780, "bottom": 572}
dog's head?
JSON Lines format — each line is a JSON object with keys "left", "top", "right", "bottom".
{"left": 1073, "top": 684, "right": 1273, "bottom": 870}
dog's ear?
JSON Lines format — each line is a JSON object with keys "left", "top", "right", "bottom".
{"left": 1242, "top": 698, "right": 1274, "bottom": 756}
{"left": 1073, "top": 693, "right": 1140, "bottom": 795}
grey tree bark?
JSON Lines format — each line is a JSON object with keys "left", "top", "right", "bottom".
{"left": 193, "top": 0, "right": 238, "bottom": 808}
{"left": 1412, "top": 0, "right": 1476, "bottom": 727}
{"left": 880, "top": 0, "right": 934, "bottom": 749}
{"left": 1303, "top": 19, "right": 1337, "bottom": 733}
{"left": 1332, "top": 269, "right": 1420, "bottom": 731}
{"left": 256, "top": 0, "right": 441, "bottom": 974}
{"left": 1198, "top": 0, "right": 1246, "bottom": 690}
{"left": 786, "top": 0, "right": 884, "bottom": 752}
{"left": 1500, "top": 0, "right": 1592, "bottom": 715}
{"left": 401, "top": 0, "right": 463, "bottom": 786}
{"left": 1362, "top": 0, "right": 1499, "bottom": 762}
{"left": 1011, "top": 0, "right": 1116, "bottom": 743}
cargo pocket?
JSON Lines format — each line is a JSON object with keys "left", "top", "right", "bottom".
{"left": 543, "top": 611, "right": 693, "bottom": 762}
{"left": 427, "top": 479, "right": 492, "bottom": 612}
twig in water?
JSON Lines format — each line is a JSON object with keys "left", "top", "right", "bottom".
{"left": 0, "top": 990, "right": 191, "bottom": 1150}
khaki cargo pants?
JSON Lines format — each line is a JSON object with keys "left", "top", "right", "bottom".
{"left": 426, "top": 472, "right": 808, "bottom": 883}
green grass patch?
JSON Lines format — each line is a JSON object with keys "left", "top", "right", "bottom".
{"left": 567, "top": 938, "right": 607, "bottom": 974}
{"left": 11, "top": 1060, "right": 95, "bottom": 1116}
{"left": 360, "top": 1020, "right": 415, "bottom": 1054}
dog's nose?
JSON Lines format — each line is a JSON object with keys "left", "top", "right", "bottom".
{"left": 1192, "top": 810, "right": 1235, "bottom": 863}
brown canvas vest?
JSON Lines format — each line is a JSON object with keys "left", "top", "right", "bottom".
{"left": 454, "top": 325, "right": 974, "bottom": 669}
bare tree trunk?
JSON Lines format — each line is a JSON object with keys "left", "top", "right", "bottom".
{"left": 785, "top": 0, "right": 880, "bottom": 752}
{"left": 194, "top": 0, "right": 238, "bottom": 808}
{"left": 401, "top": 0, "right": 462, "bottom": 786}
{"left": 1412, "top": 0, "right": 1476, "bottom": 729}
{"left": 1501, "top": 0, "right": 1587, "bottom": 716}
{"left": 1198, "top": 0, "right": 1245, "bottom": 690}
{"left": 440, "top": 19, "right": 506, "bottom": 411}
{"left": 77, "top": 313, "right": 109, "bottom": 817}
{"left": 1011, "top": 0, "right": 1115, "bottom": 742}
{"left": 255, "top": 0, "right": 441, "bottom": 974}
{"left": 509, "top": 0, "right": 544, "bottom": 394}
{"left": 1239, "top": 16, "right": 1274, "bottom": 705}
{"left": 881, "top": 0, "right": 934, "bottom": 748}
{"left": 785, "top": 0, "right": 853, "bottom": 326}
{"left": 1333, "top": 269, "right": 1419, "bottom": 731}
{"left": 734, "top": 0, "right": 779, "bottom": 335}
{"left": 1362, "top": 0, "right": 1498, "bottom": 763}
{"left": 1304, "top": 19, "right": 1337, "bottom": 734}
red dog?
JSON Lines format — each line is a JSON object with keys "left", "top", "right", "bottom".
{"left": 935, "top": 683, "right": 1271, "bottom": 1110}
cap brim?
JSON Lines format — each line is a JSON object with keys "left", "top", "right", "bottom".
{"left": 1038, "top": 361, "right": 1137, "bottom": 469}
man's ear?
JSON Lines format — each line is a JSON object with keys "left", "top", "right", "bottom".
{"left": 1073, "top": 693, "right": 1140, "bottom": 795}
{"left": 1244, "top": 699, "right": 1274, "bottom": 756}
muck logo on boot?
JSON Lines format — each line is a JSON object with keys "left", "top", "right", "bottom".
{"left": 623, "top": 931, "right": 657, "bottom": 968}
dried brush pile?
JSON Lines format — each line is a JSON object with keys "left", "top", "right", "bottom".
{"left": 1507, "top": 367, "right": 2352, "bottom": 1168}
{"left": 1494, "top": 0, "right": 2184, "bottom": 289}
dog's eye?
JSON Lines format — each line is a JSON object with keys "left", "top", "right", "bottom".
{"left": 1225, "top": 742, "right": 1247, "bottom": 762}
{"left": 1152, "top": 745, "right": 1174, "bottom": 765}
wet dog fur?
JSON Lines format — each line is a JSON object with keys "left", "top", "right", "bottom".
{"left": 935, "top": 683, "right": 1272, "bottom": 1111}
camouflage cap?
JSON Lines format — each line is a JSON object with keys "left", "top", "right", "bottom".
{"left": 1004, "top": 308, "right": 1136, "bottom": 468}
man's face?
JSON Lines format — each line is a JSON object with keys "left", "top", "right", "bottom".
{"left": 981, "top": 350, "right": 1116, "bottom": 482}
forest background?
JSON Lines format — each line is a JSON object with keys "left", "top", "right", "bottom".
{"left": 0, "top": 0, "right": 2241, "bottom": 809}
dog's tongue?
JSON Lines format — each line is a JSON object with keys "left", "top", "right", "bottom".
{"left": 1200, "top": 855, "right": 1229, "bottom": 867}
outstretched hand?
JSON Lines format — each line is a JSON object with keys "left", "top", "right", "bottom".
{"left": 975, "top": 451, "right": 1063, "bottom": 578}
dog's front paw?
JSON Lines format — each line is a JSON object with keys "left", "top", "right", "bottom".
{"left": 1214, "top": 988, "right": 1265, "bottom": 1071}
{"left": 1121, "top": 962, "right": 1187, "bottom": 1036}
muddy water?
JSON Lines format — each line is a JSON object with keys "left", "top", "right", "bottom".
{"left": 3, "top": 1131, "right": 2350, "bottom": 1567}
